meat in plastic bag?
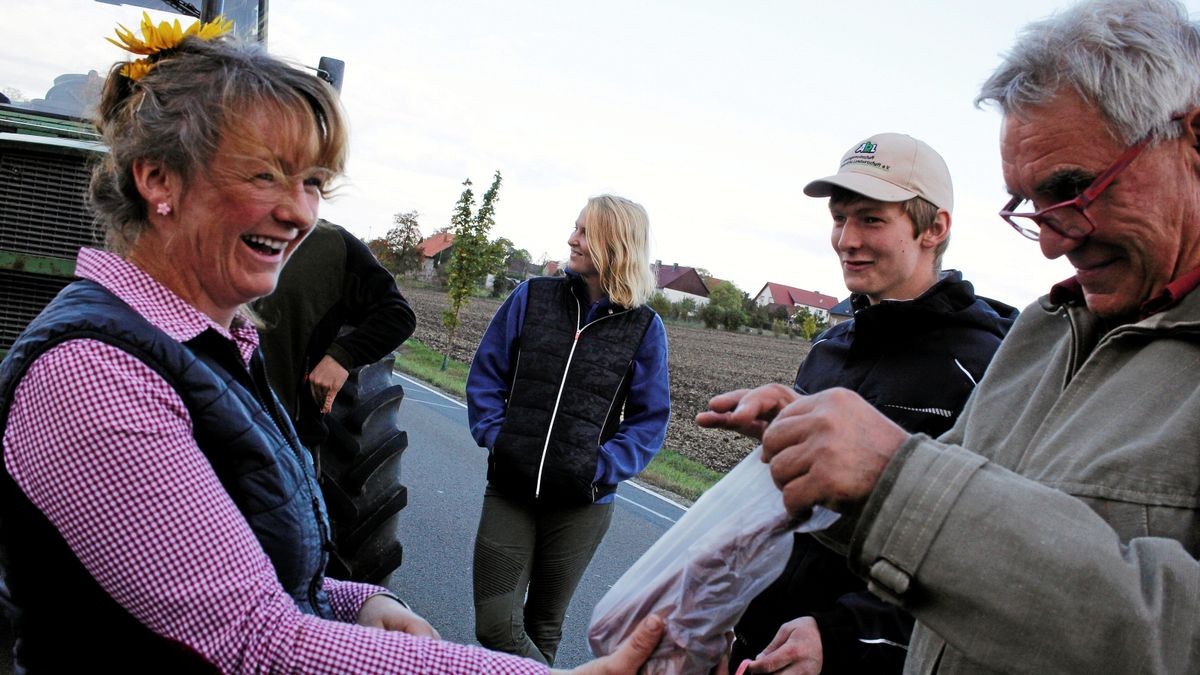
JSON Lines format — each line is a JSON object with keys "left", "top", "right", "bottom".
{"left": 588, "top": 445, "right": 839, "bottom": 674}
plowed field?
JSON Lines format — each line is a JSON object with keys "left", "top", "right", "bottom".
{"left": 400, "top": 285, "right": 812, "bottom": 472}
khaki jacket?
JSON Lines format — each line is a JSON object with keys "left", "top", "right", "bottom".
{"left": 845, "top": 289, "right": 1200, "bottom": 673}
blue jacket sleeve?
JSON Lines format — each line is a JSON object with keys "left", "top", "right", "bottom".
{"left": 465, "top": 283, "right": 528, "bottom": 450}
{"left": 593, "top": 313, "right": 671, "bottom": 486}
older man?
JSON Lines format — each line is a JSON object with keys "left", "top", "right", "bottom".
{"left": 699, "top": 0, "right": 1200, "bottom": 672}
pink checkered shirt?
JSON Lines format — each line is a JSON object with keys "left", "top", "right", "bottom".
{"left": 2, "top": 248, "right": 547, "bottom": 674}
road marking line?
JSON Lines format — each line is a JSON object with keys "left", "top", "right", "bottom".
{"left": 406, "top": 397, "right": 466, "bottom": 410}
{"left": 616, "top": 493, "right": 679, "bottom": 524}
{"left": 622, "top": 480, "right": 690, "bottom": 511}
{"left": 394, "top": 368, "right": 690, "bottom": 517}
{"left": 394, "top": 371, "right": 467, "bottom": 408}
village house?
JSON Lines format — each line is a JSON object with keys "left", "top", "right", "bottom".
{"left": 752, "top": 281, "right": 839, "bottom": 320}
{"left": 654, "top": 261, "right": 710, "bottom": 306}
{"left": 827, "top": 297, "right": 854, "bottom": 326}
{"left": 415, "top": 232, "right": 454, "bottom": 280}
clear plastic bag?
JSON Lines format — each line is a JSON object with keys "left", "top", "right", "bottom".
{"left": 588, "top": 446, "right": 839, "bottom": 674}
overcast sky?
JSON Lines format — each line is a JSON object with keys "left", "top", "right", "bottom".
{"left": 7, "top": 0, "right": 1199, "bottom": 308}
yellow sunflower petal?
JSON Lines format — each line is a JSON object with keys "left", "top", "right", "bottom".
{"left": 196, "top": 17, "right": 234, "bottom": 40}
{"left": 120, "top": 59, "right": 155, "bottom": 81}
{"left": 106, "top": 11, "right": 232, "bottom": 62}
{"left": 108, "top": 22, "right": 152, "bottom": 54}
{"left": 139, "top": 12, "right": 155, "bottom": 39}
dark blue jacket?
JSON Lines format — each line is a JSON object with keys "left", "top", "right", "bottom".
{"left": 467, "top": 273, "right": 670, "bottom": 505}
{"left": 0, "top": 280, "right": 334, "bottom": 672}
{"left": 733, "top": 271, "right": 1018, "bottom": 673}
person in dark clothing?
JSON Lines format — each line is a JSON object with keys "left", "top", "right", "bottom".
{"left": 722, "top": 133, "right": 1017, "bottom": 674}
{"left": 257, "top": 218, "right": 416, "bottom": 448}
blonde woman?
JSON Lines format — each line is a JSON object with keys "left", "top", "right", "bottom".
{"left": 467, "top": 195, "right": 671, "bottom": 665}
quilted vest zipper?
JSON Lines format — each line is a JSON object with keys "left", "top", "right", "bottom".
{"left": 249, "top": 354, "right": 330, "bottom": 613}
{"left": 533, "top": 296, "right": 633, "bottom": 499}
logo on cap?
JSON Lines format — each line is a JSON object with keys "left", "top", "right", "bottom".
{"left": 855, "top": 141, "right": 878, "bottom": 154}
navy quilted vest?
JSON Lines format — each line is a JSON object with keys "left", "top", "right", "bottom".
{"left": 490, "top": 277, "right": 654, "bottom": 505}
{"left": 0, "top": 280, "right": 334, "bottom": 672}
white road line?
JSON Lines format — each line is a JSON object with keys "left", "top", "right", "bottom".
{"left": 393, "top": 367, "right": 689, "bottom": 518}
{"left": 616, "top": 493, "right": 679, "bottom": 524}
{"left": 622, "top": 480, "right": 690, "bottom": 511}
{"left": 406, "top": 398, "right": 466, "bottom": 411}
{"left": 393, "top": 371, "right": 467, "bottom": 408}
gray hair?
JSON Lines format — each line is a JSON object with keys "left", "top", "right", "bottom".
{"left": 89, "top": 35, "right": 347, "bottom": 254}
{"left": 976, "top": 0, "right": 1200, "bottom": 144}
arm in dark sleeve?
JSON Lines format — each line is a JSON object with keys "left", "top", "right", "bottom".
{"left": 325, "top": 227, "right": 417, "bottom": 369}
{"left": 593, "top": 314, "right": 670, "bottom": 485}
{"left": 809, "top": 591, "right": 913, "bottom": 673}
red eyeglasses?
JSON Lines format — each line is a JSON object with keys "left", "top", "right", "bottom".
{"left": 999, "top": 115, "right": 1183, "bottom": 241}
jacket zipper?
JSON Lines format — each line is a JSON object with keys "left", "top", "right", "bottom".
{"left": 595, "top": 370, "right": 629, "bottom": 449}
{"left": 533, "top": 295, "right": 633, "bottom": 499}
{"left": 249, "top": 355, "right": 329, "bottom": 611}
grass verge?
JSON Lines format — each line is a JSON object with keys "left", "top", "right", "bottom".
{"left": 636, "top": 450, "right": 722, "bottom": 503}
{"left": 393, "top": 339, "right": 469, "bottom": 398}
{"left": 392, "top": 338, "right": 721, "bottom": 503}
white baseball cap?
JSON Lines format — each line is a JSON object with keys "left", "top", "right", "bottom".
{"left": 803, "top": 133, "right": 953, "bottom": 213}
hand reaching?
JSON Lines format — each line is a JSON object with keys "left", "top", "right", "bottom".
{"left": 557, "top": 614, "right": 665, "bottom": 675}
{"left": 696, "top": 384, "right": 802, "bottom": 440}
{"left": 762, "top": 387, "right": 907, "bottom": 518}
{"left": 355, "top": 594, "right": 441, "bottom": 639}
{"left": 745, "top": 616, "right": 822, "bottom": 675}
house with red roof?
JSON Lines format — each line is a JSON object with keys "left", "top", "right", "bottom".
{"left": 654, "top": 261, "right": 710, "bottom": 306}
{"left": 753, "top": 282, "right": 839, "bottom": 321}
{"left": 416, "top": 232, "right": 454, "bottom": 279}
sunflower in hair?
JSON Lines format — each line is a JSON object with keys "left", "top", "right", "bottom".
{"left": 107, "top": 11, "right": 233, "bottom": 80}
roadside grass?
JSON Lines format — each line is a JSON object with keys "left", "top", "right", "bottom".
{"left": 636, "top": 449, "right": 722, "bottom": 503}
{"left": 393, "top": 338, "right": 721, "bottom": 502}
{"left": 394, "top": 339, "right": 469, "bottom": 398}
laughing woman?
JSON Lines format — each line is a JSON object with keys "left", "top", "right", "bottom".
{"left": 467, "top": 195, "right": 671, "bottom": 665}
{"left": 0, "top": 17, "right": 661, "bottom": 674}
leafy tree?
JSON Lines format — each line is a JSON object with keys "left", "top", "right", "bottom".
{"left": 486, "top": 237, "right": 532, "bottom": 296}
{"left": 442, "top": 171, "right": 503, "bottom": 369}
{"left": 675, "top": 298, "right": 697, "bottom": 320}
{"left": 647, "top": 292, "right": 672, "bottom": 318}
{"left": 792, "top": 307, "right": 830, "bottom": 341}
{"left": 746, "top": 302, "right": 771, "bottom": 330}
{"left": 707, "top": 281, "right": 748, "bottom": 331}
{"left": 698, "top": 303, "right": 722, "bottom": 329}
{"left": 383, "top": 210, "right": 424, "bottom": 275}
{"left": 366, "top": 237, "right": 392, "bottom": 265}
{"left": 801, "top": 312, "right": 820, "bottom": 341}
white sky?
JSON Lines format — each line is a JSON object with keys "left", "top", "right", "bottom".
{"left": 7, "top": 0, "right": 1199, "bottom": 308}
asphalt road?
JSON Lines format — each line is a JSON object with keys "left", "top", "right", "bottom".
{"left": 382, "top": 372, "right": 688, "bottom": 668}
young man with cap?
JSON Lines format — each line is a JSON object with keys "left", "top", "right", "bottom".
{"left": 726, "top": 133, "right": 1017, "bottom": 673}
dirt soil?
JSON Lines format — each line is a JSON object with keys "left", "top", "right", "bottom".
{"left": 400, "top": 285, "right": 812, "bottom": 472}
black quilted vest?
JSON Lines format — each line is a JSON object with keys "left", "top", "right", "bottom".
{"left": 490, "top": 277, "right": 654, "bottom": 505}
{"left": 0, "top": 280, "right": 334, "bottom": 672}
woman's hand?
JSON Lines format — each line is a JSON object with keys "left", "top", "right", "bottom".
{"left": 554, "top": 614, "right": 664, "bottom": 674}
{"left": 355, "top": 594, "right": 441, "bottom": 639}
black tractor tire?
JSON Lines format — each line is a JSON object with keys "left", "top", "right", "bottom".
{"left": 318, "top": 355, "right": 409, "bottom": 585}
